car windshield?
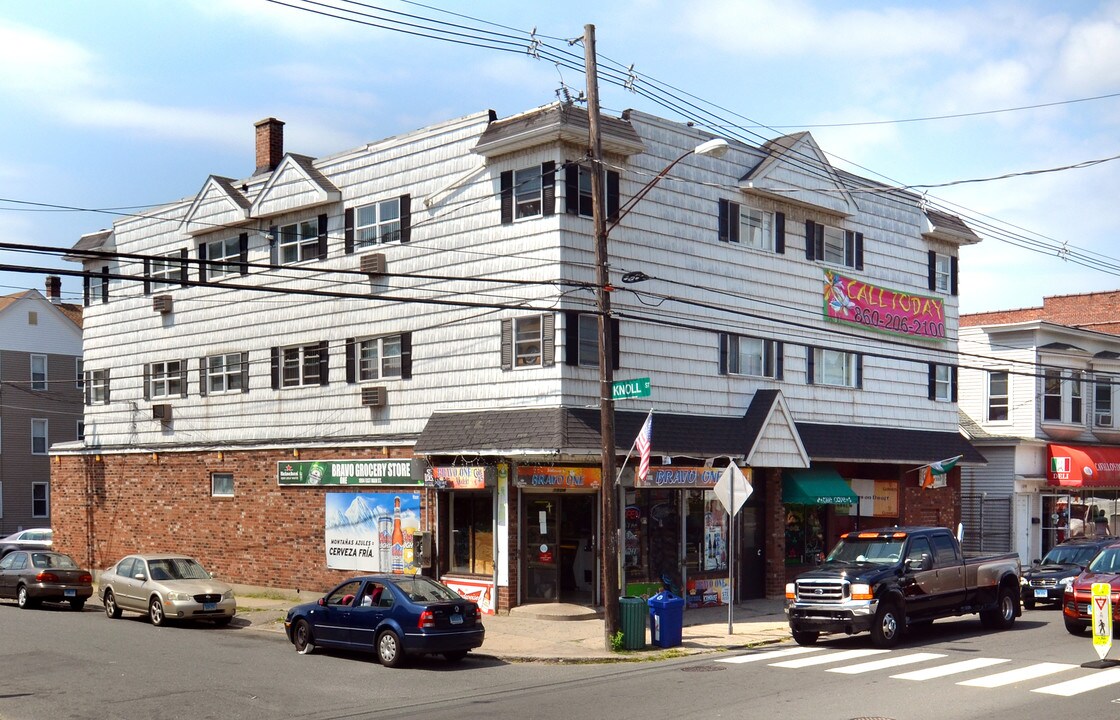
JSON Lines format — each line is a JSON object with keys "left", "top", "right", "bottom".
{"left": 1041, "top": 545, "right": 1099, "bottom": 567}
{"left": 30, "top": 552, "right": 78, "bottom": 569}
{"left": 1087, "top": 548, "right": 1120, "bottom": 574}
{"left": 147, "top": 558, "right": 211, "bottom": 581}
{"left": 390, "top": 576, "right": 463, "bottom": 603}
{"left": 826, "top": 537, "right": 904, "bottom": 564}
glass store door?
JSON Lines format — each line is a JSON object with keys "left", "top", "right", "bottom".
{"left": 525, "top": 496, "right": 559, "bottom": 602}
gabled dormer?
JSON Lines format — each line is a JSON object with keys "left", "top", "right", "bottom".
{"left": 180, "top": 176, "right": 251, "bottom": 236}
{"left": 249, "top": 154, "right": 341, "bottom": 219}
{"left": 739, "top": 131, "right": 856, "bottom": 217}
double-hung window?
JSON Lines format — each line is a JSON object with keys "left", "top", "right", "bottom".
{"left": 718, "top": 200, "right": 785, "bottom": 252}
{"left": 147, "top": 360, "right": 185, "bottom": 399}
{"left": 32, "top": 483, "right": 49, "bottom": 518}
{"left": 275, "top": 343, "right": 328, "bottom": 388}
{"left": 278, "top": 220, "right": 320, "bottom": 264}
{"left": 514, "top": 316, "right": 543, "bottom": 367}
{"left": 564, "top": 165, "right": 620, "bottom": 220}
{"left": 988, "top": 370, "right": 1009, "bottom": 421}
{"left": 150, "top": 253, "right": 181, "bottom": 289}
{"left": 359, "top": 335, "right": 403, "bottom": 380}
{"left": 205, "top": 237, "right": 242, "bottom": 280}
{"left": 356, "top": 198, "right": 402, "bottom": 246}
{"left": 500, "top": 314, "right": 555, "bottom": 370}
{"left": 809, "top": 347, "right": 861, "bottom": 388}
{"left": 30, "top": 354, "right": 47, "bottom": 390}
{"left": 1096, "top": 375, "right": 1114, "bottom": 428}
{"left": 719, "top": 334, "right": 782, "bottom": 378}
{"left": 500, "top": 162, "right": 555, "bottom": 224}
{"left": 1043, "top": 369, "right": 1083, "bottom": 424}
{"left": 929, "top": 364, "right": 956, "bottom": 402}
{"left": 84, "top": 369, "right": 110, "bottom": 405}
{"left": 741, "top": 208, "right": 774, "bottom": 251}
{"left": 514, "top": 167, "right": 543, "bottom": 218}
{"left": 86, "top": 266, "right": 109, "bottom": 305}
{"left": 202, "top": 352, "right": 248, "bottom": 394}
{"left": 805, "top": 221, "right": 863, "bottom": 269}
{"left": 927, "top": 250, "right": 958, "bottom": 295}
{"left": 31, "top": 419, "right": 48, "bottom": 455}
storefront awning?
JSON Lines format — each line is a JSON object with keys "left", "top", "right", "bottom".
{"left": 1048, "top": 444, "right": 1120, "bottom": 488}
{"left": 782, "top": 468, "right": 858, "bottom": 505}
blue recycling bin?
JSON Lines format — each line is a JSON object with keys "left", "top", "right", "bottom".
{"left": 647, "top": 590, "right": 684, "bottom": 648}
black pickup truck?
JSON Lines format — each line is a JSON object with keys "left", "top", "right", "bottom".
{"left": 785, "top": 526, "right": 1021, "bottom": 647}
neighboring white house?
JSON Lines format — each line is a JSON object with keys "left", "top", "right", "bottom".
{"left": 960, "top": 291, "right": 1120, "bottom": 564}
{"left": 55, "top": 104, "right": 982, "bottom": 609}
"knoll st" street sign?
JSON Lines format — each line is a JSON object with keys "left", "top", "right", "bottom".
{"left": 612, "top": 377, "right": 651, "bottom": 400}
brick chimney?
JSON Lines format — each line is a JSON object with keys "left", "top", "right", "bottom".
{"left": 45, "top": 275, "right": 62, "bottom": 304}
{"left": 254, "top": 117, "right": 285, "bottom": 175}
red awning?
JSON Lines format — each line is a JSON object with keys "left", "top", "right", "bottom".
{"left": 1047, "top": 444, "right": 1120, "bottom": 488}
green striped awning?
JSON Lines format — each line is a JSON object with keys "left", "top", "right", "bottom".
{"left": 782, "top": 468, "right": 857, "bottom": 505}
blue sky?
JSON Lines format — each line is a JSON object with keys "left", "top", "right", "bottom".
{"left": 2, "top": 0, "right": 1119, "bottom": 314}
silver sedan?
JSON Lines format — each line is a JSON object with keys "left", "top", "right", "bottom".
{"left": 99, "top": 554, "right": 236, "bottom": 626}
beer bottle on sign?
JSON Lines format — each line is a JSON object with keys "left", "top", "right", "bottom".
{"left": 391, "top": 496, "right": 404, "bottom": 573}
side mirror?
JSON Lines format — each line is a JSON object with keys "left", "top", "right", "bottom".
{"left": 133, "top": 573, "right": 147, "bottom": 581}
{"left": 1031, "top": 559, "right": 1041, "bottom": 566}
{"left": 905, "top": 554, "right": 932, "bottom": 572}
{"left": 317, "top": 597, "right": 327, "bottom": 607}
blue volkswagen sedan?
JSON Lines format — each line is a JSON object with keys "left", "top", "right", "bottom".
{"left": 284, "top": 575, "right": 484, "bottom": 667}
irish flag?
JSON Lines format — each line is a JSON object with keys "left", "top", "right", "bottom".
{"left": 921, "top": 455, "right": 963, "bottom": 489}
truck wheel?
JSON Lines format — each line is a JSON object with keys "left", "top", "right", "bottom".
{"left": 980, "top": 585, "right": 1017, "bottom": 629}
{"left": 870, "top": 601, "right": 902, "bottom": 648}
{"left": 791, "top": 629, "right": 819, "bottom": 646}
{"left": 1064, "top": 617, "right": 1088, "bottom": 636}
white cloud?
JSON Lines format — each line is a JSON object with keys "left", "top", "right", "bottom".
{"left": 0, "top": 20, "right": 98, "bottom": 96}
{"left": 1053, "top": 14, "right": 1120, "bottom": 94}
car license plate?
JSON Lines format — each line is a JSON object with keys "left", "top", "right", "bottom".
{"left": 1034, "top": 589, "right": 1049, "bottom": 598}
{"left": 204, "top": 602, "right": 217, "bottom": 611}
{"left": 450, "top": 613, "right": 463, "bottom": 625}
{"left": 64, "top": 589, "right": 76, "bottom": 597}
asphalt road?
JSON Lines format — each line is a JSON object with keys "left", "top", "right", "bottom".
{"left": 1, "top": 598, "right": 1118, "bottom": 720}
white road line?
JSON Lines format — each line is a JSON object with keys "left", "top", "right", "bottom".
{"left": 715, "top": 647, "right": 824, "bottom": 664}
{"left": 957, "top": 662, "right": 1078, "bottom": 688}
{"left": 892, "top": 657, "right": 1011, "bottom": 681}
{"left": 770, "top": 649, "right": 889, "bottom": 668}
{"left": 1032, "top": 668, "right": 1120, "bottom": 697}
{"left": 827, "top": 652, "right": 946, "bottom": 674}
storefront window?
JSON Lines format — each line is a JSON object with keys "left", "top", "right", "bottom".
{"left": 624, "top": 489, "right": 680, "bottom": 584}
{"left": 685, "top": 490, "right": 727, "bottom": 573}
{"left": 449, "top": 493, "right": 493, "bottom": 575}
{"left": 786, "top": 507, "right": 825, "bottom": 565}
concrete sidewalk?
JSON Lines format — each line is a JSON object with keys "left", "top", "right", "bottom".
{"left": 230, "top": 591, "right": 792, "bottom": 662}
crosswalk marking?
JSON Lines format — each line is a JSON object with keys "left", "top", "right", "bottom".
{"left": 891, "top": 657, "right": 1010, "bottom": 681}
{"left": 827, "top": 652, "right": 946, "bottom": 674}
{"left": 715, "top": 647, "right": 823, "bottom": 664}
{"left": 1032, "top": 668, "right": 1120, "bottom": 696}
{"left": 770, "top": 648, "right": 889, "bottom": 668}
{"left": 957, "top": 662, "right": 1077, "bottom": 688}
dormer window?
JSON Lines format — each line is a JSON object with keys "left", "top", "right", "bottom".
{"left": 499, "top": 162, "right": 555, "bottom": 224}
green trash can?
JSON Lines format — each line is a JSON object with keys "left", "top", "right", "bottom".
{"left": 618, "top": 596, "right": 647, "bottom": 650}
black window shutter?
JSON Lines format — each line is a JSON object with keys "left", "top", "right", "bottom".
{"left": 718, "top": 199, "right": 730, "bottom": 243}
{"left": 399, "top": 194, "right": 412, "bottom": 243}
{"left": 775, "top": 341, "right": 785, "bottom": 379}
{"left": 238, "top": 233, "right": 249, "bottom": 276}
{"left": 855, "top": 354, "right": 863, "bottom": 389}
{"left": 240, "top": 353, "right": 249, "bottom": 393}
{"left": 499, "top": 171, "right": 513, "bottom": 225}
{"left": 500, "top": 319, "right": 512, "bottom": 370}
{"left": 197, "top": 241, "right": 208, "bottom": 283}
{"left": 564, "top": 311, "right": 579, "bottom": 366}
{"left": 143, "top": 365, "right": 151, "bottom": 401}
{"left": 142, "top": 258, "right": 151, "bottom": 295}
{"left": 928, "top": 363, "right": 936, "bottom": 400}
{"left": 718, "top": 333, "right": 729, "bottom": 375}
{"left": 729, "top": 202, "right": 740, "bottom": 244}
{"left": 400, "top": 332, "right": 412, "bottom": 379}
{"left": 764, "top": 341, "right": 773, "bottom": 378}
{"left": 270, "top": 347, "right": 280, "bottom": 390}
{"left": 606, "top": 170, "right": 620, "bottom": 222}
{"left": 855, "top": 232, "right": 864, "bottom": 270}
{"left": 845, "top": 230, "right": 855, "bottom": 268}
{"left": 542, "top": 313, "right": 556, "bottom": 367}
{"left": 541, "top": 161, "right": 556, "bottom": 216}
{"left": 344, "top": 207, "right": 355, "bottom": 255}
{"left": 345, "top": 338, "right": 356, "bottom": 383}
{"left": 564, "top": 164, "right": 579, "bottom": 215}
{"left": 83, "top": 275, "right": 90, "bottom": 307}
{"left": 806, "top": 346, "right": 815, "bottom": 384}
{"left": 318, "top": 340, "right": 329, "bottom": 386}
{"left": 269, "top": 226, "right": 278, "bottom": 266}
{"left": 179, "top": 363, "right": 188, "bottom": 398}
{"left": 101, "top": 266, "right": 109, "bottom": 302}
{"left": 317, "top": 214, "right": 328, "bottom": 260}
{"left": 611, "top": 318, "right": 620, "bottom": 370}
{"left": 805, "top": 221, "right": 816, "bottom": 261}
{"left": 179, "top": 248, "right": 189, "bottom": 286}
{"left": 104, "top": 369, "right": 110, "bottom": 403}
{"left": 83, "top": 372, "right": 91, "bottom": 405}
{"left": 775, "top": 212, "right": 786, "bottom": 254}
{"left": 199, "top": 357, "right": 208, "bottom": 397}
{"left": 927, "top": 250, "right": 937, "bottom": 291}
{"left": 951, "top": 366, "right": 958, "bottom": 402}
{"left": 950, "top": 255, "right": 959, "bottom": 296}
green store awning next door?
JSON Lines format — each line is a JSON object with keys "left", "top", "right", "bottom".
{"left": 782, "top": 468, "right": 858, "bottom": 505}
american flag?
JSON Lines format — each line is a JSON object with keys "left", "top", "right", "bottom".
{"left": 635, "top": 411, "right": 653, "bottom": 482}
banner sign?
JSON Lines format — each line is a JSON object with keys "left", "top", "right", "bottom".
{"left": 425, "top": 466, "right": 495, "bottom": 490}
{"left": 850, "top": 479, "right": 900, "bottom": 517}
{"left": 441, "top": 577, "right": 496, "bottom": 615}
{"left": 823, "top": 269, "right": 946, "bottom": 340}
{"left": 278, "top": 459, "right": 421, "bottom": 486}
{"left": 324, "top": 492, "right": 420, "bottom": 574}
{"left": 516, "top": 466, "right": 601, "bottom": 489}
{"left": 635, "top": 466, "right": 724, "bottom": 488}
{"left": 1047, "top": 444, "right": 1120, "bottom": 488}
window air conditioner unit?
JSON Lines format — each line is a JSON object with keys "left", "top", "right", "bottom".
{"left": 152, "top": 295, "right": 173, "bottom": 314}
{"left": 361, "top": 386, "right": 387, "bottom": 407}
{"left": 152, "top": 404, "right": 172, "bottom": 421}
{"left": 359, "top": 253, "right": 387, "bottom": 275}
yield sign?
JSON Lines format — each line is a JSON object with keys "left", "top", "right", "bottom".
{"left": 1091, "top": 582, "right": 1113, "bottom": 661}
{"left": 713, "top": 464, "right": 752, "bottom": 517}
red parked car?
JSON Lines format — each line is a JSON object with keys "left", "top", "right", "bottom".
{"left": 1062, "top": 539, "right": 1120, "bottom": 635}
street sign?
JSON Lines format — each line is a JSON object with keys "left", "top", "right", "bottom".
{"left": 713, "top": 464, "right": 752, "bottom": 517}
{"left": 611, "top": 377, "right": 651, "bottom": 400}
{"left": 1092, "top": 582, "right": 1113, "bottom": 661}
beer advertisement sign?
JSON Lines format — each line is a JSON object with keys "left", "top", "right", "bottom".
{"left": 324, "top": 492, "right": 421, "bottom": 574}
{"left": 278, "top": 459, "right": 421, "bottom": 486}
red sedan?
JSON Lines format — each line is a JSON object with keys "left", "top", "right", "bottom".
{"left": 1062, "top": 540, "right": 1120, "bottom": 635}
